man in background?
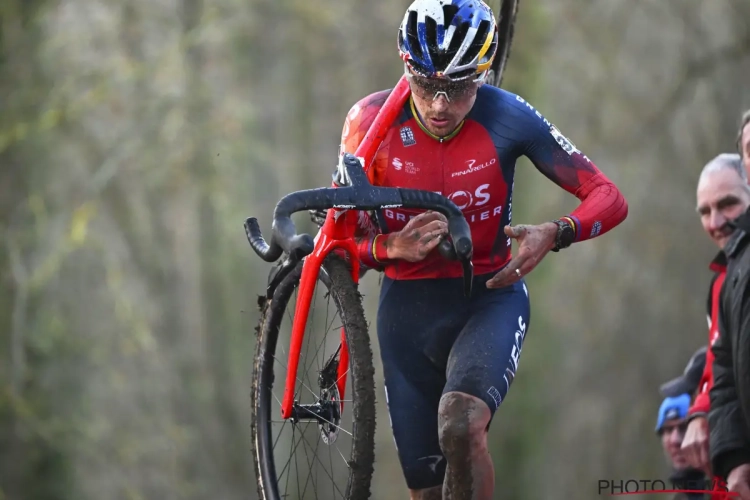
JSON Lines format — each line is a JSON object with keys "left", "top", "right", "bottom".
{"left": 663, "top": 346, "right": 711, "bottom": 473}
{"left": 708, "top": 150, "right": 750, "bottom": 497}
{"left": 661, "top": 347, "right": 711, "bottom": 499}
{"left": 657, "top": 393, "right": 709, "bottom": 499}
{"left": 670, "top": 154, "right": 750, "bottom": 489}
{"left": 737, "top": 110, "right": 750, "bottom": 174}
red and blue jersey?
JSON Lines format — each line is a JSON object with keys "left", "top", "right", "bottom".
{"left": 340, "top": 85, "right": 628, "bottom": 280}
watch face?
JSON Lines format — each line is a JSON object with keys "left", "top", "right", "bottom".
{"left": 556, "top": 220, "right": 575, "bottom": 248}
{"left": 561, "top": 225, "right": 575, "bottom": 246}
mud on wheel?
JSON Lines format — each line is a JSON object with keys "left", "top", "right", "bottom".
{"left": 251, "top": 255, "right": 376, "bottom": 500}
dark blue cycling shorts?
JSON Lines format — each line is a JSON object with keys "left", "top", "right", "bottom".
{"left": 377, "top": 272, "right": 530, "bottom": 491}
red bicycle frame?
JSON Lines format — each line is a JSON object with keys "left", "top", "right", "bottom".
{"left": 279, "top": 76, "right": 411, "bottom": 419}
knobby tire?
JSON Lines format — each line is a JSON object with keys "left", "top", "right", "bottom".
{"left": 251, "top": 255, "right": 376, "bottom": 500}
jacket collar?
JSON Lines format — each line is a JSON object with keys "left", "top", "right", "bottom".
{"left": 710, "top": 250, "right": 727, "bottom": 273}
{"left": 724, "top": 206, "right": 750, "bottom": 258}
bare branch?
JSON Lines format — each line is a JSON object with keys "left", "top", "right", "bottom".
{"left": 626, "top": 33, "right": 750, "bottom": 150}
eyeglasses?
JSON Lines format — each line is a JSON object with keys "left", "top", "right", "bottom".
{"left": 405, "top": 68, "right": 483, "bottom": 102}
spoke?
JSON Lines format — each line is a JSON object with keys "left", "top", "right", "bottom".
{"left": 277, "top": 425, "right": 308, "bottom": 491}
{"left": 294, "top": 429, "right": 346, "bottom": 499}
{"left": 328, "top": 431, "right": 336, "bottom": 499}
{"left": 271, "top": 419, "right": 290, "bottom": 452}
{"left": 294, "top": 429, "right": 302, "bottom": 500}
{"left": 324, "top": 298, "right": 341, "bottom": 335}
{"left": 298, "top": 426, "right": 321, "bottom": 499}
{"left": 271, "top": 354, "right": 322, "bottom": 402}
{"left": 310, "top": 413, "right": 352, "bottom": 438}
{"left": 301, "top": 292, "right": 341, "bottom": 395}
{"left": 281, "top": 427, "right": 296, "bottom": 496}
{"left": 334, "top": 441, "right": 350, "bottom": 468}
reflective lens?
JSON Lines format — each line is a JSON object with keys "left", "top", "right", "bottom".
{"left": 407, "top": 74, "right": 478, "bottom": 102}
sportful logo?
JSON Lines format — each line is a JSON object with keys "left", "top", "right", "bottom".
{"left": 400, "top": 126, "right": 416, "bottom": 147}
{"left": 451, "top": 158, "right": 497, "bottom": 177}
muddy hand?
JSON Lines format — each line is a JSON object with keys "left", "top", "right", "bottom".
{"left": 486, "top": 222, "right": 556, "bottom": 289}
{"left": 386, "top": 211, "right": 449, "bottom": 262}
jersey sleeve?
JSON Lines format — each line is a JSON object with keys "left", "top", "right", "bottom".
{"left": 513, "top": 95, "right": 628, "bottom": 243}
{"left": 336, "top": 91, "right": 393, "bottom": 270}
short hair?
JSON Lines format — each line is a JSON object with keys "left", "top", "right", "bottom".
{"left": 699, "top": 153, "right": 747, "bottom": 184}
{"left": 737, "top": 109, "right": 750, "bottom": 158}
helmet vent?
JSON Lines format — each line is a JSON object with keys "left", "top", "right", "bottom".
{"left": 405, "top": 11, "right": 424, "bottom": 62}
{"left": 442, "top": 4, "right": 459, "bottom": 25}
{"left": 459, "top": 19, "right": 490, "bottom": 66}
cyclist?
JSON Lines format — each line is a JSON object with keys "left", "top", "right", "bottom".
{"left": 327, "top": 0, "right": 628, "bottom": 497}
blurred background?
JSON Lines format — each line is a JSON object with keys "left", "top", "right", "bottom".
{"left": 1, "top": 0, "right": 750, "bottom": 499}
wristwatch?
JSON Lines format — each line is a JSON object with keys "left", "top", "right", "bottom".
{"left": 551, "top": 218, "right": 576, "bottom": 252}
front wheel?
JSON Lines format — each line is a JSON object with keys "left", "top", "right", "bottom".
{"left": 250, "top": 255, "right": 376, "bottom": 500}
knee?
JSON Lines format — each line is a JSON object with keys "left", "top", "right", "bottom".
{"left": 437, "top": 392, "right": 490, "bottom": 455}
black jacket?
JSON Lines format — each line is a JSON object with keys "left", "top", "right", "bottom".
{"left": 709, "top": 207, "right": 750, "bottom": 479}
{"left": 669, "top": 467, "right": 707, "bottom": 499}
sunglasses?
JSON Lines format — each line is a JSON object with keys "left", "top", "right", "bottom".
{"left": 406, "top": 70, "right": 483, "bottom": 102}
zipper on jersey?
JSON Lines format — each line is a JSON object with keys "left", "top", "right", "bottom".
{"left": 409, "top": 97, "right": 464, "bottom": 143}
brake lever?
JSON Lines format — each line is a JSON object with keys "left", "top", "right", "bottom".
{"left": 436, "top": 237, "right": 473, "bottom": 297}
{"left": 437, "top": 237, "right": 457, "bottom": 260}
{"left": 461, "top": 259, "right": 474, "bottom": 298}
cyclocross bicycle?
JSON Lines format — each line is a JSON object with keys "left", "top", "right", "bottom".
{"left": 246, "top": 2, "right": 519, "bottom": 498}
